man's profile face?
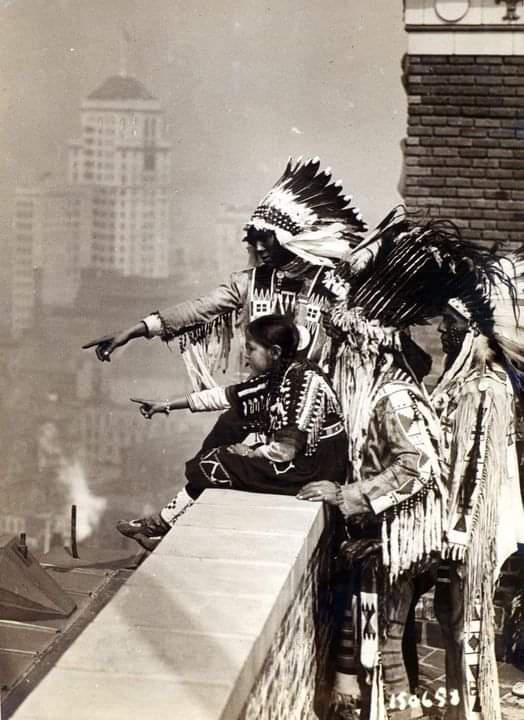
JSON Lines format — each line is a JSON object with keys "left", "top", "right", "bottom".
{"left": 244, "top": 228, "right": 294, "bottom": 268}
{"left": 438, "top": 306, "right": 470, "bottom": 359}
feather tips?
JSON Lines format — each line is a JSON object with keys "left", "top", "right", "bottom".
{"left": 251, "top": 157, "right": 367, "bottom": 236}
{"left": 337, "top": 206, "right": 523, "bottom": 330}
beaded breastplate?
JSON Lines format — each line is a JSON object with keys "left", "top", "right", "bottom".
{"left": 248, "top": 265, "right": 348, "bottom": 357}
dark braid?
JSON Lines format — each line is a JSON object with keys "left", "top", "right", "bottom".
{"left": 266, "top": 352, "right": 294, "bottom": 417}
{"left": 246, "top": 315, "right": 300, "bottom": 432}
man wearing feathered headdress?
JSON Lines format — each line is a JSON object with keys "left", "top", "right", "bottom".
{"left": 299, "top": 211, "right": 524, "bottom": 719}
{"left": 430, "top": 255, "right": 524, "bottom": 720}
{"left": 83, "top": 158, "right": 366, "bottom": 543}
{"left": 299, "top": 210, "right": 456, "bottom": 720}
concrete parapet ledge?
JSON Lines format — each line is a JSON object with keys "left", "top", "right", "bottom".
{"left": 11, "top": 490, "right": 327, "bottom": 720}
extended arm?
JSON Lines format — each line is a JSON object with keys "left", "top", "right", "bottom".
{"left": 131, "top": 386, "right": 231, "bottom": 419}
{"left": 130, "top": 396, "right": 190, "bottom": 418}
{"left": 84, "top": 271, "right": 249, "bottom": 361}
{"left": 145, "top": 272, "right": 248, "bottom": 341}
{"left": 83, "top": 322, "right": 149, "bottom": 362}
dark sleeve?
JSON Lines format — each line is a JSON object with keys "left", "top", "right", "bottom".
{"left": 224, "top": 374, "right": 270, "bottom": 420}
{"left": 283, "top": 364, "right": 335, "bottom": 433}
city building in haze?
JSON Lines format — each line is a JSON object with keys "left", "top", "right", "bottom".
{"left": 10, "top": 73, "right": 172, "bottom": 337}
{"left": 68, "top": 75, "right": 172, "bottom": 278}
{"left": 215, "top": 203, "right": 253, "bottom": 277}
{"left": 12, "top": 182, "right": 93, "bottom": 336}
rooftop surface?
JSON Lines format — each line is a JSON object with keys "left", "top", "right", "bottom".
{"left": 1, "top": 545, "right": 142, "bottom": 718}
{"left": 7, "top": 490, "right": 325, "bottom": 720}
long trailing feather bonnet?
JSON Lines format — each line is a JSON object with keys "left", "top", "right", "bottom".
{"left": 430, "top": 248, "right": 524, "bottom": 720}
{"left": 331, "top": 211, "right": 523, "bottom": 720}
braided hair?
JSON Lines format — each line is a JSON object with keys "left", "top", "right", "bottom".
{"left": 246, "top": 315, "right": 300, "bottom": 428}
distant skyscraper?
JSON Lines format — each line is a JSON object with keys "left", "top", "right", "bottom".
{"left": 0, "top": 221, "right": 13, "bottom": 335}
{"left": 10, "top": 74, "right": 172, "bottom": 336}
{"left": 12, "top": 181, "right": 93, "bottom": 335}
{"left": 68, "top": 75, "right": 172, "bottom": 278}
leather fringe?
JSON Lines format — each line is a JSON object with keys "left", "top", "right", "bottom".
{"left": 177, "top": 313, "right": 235, "bottom": 391}
{"left": 381, "top": 484, "right": 445, "bottom": 583}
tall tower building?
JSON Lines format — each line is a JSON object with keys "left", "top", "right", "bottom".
{"left": 10, "top": 74, "right": 172, "bottom": 337}
{"left": 68, "top": 75, "right": 172, "bottom": 277}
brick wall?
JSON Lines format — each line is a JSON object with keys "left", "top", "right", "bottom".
{"left": 402, "top": 54, "right": 524, "bottom": 253}
{"left": 241, "top": 529, "right": 336, "bottom": 720}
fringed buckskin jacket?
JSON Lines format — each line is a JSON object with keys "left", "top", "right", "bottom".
{"left": 141, "top": 260, "right": 348, "bottom": 362}
{"left": 337, "top": 367, "right": 445, "bottom": 582}
{"left": 432, "top": 344, "right": 524, "bottom": 574}
{"left": 431, "top": 339, "right": 524, "bottom": 720}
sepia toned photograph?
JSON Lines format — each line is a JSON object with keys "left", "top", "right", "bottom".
{"left": 1, "top": 2, "right": 523, "bottom": 719}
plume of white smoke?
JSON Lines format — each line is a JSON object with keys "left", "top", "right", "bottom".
{"left": 38, "top": 421, "right": 107, "bottom": 543}
{"left": 58, "top": 459, "right": 107, "bottom": 542}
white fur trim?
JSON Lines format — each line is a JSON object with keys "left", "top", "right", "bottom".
{"left": 448, "top": 297, "right": 472, "bottom": 320}
{"left": 296, "top": 324, "right": 311, "bottom": 351}
{"left": 142, "top": 313, "right": 163, "bottom": 336}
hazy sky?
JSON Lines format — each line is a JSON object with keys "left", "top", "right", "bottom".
{"left": 1, "top": 0, "right": 406, "bottom": 239}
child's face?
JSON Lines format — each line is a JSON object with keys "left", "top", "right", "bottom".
{"left": 244, "top": 333, "right": 279, "bottom": 374}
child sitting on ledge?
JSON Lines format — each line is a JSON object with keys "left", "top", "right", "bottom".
{"left": 117, "top": 314, "right": 348, "bottom": 551}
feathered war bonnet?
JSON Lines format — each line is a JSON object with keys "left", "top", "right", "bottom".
{"left": 326, "top": 208, "right": 465, "bottom": 583}
{"left": 336, "top": 206, "right": 524, "bottom": 390}
{"left": 337, "top": 206, "right": 512, "bottom": 329}
{"left": 244, "top": 157, "right": 367, "bottom": 267}
{"left": 323, "top": 206, "right": 523, "bottom": 389}
{"left": 444, "top": 251, "right": 524, "bottom": 396}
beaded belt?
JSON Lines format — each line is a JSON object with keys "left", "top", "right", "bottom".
{"left": 319, "top": 421, "right": 344, "bottom": 440}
